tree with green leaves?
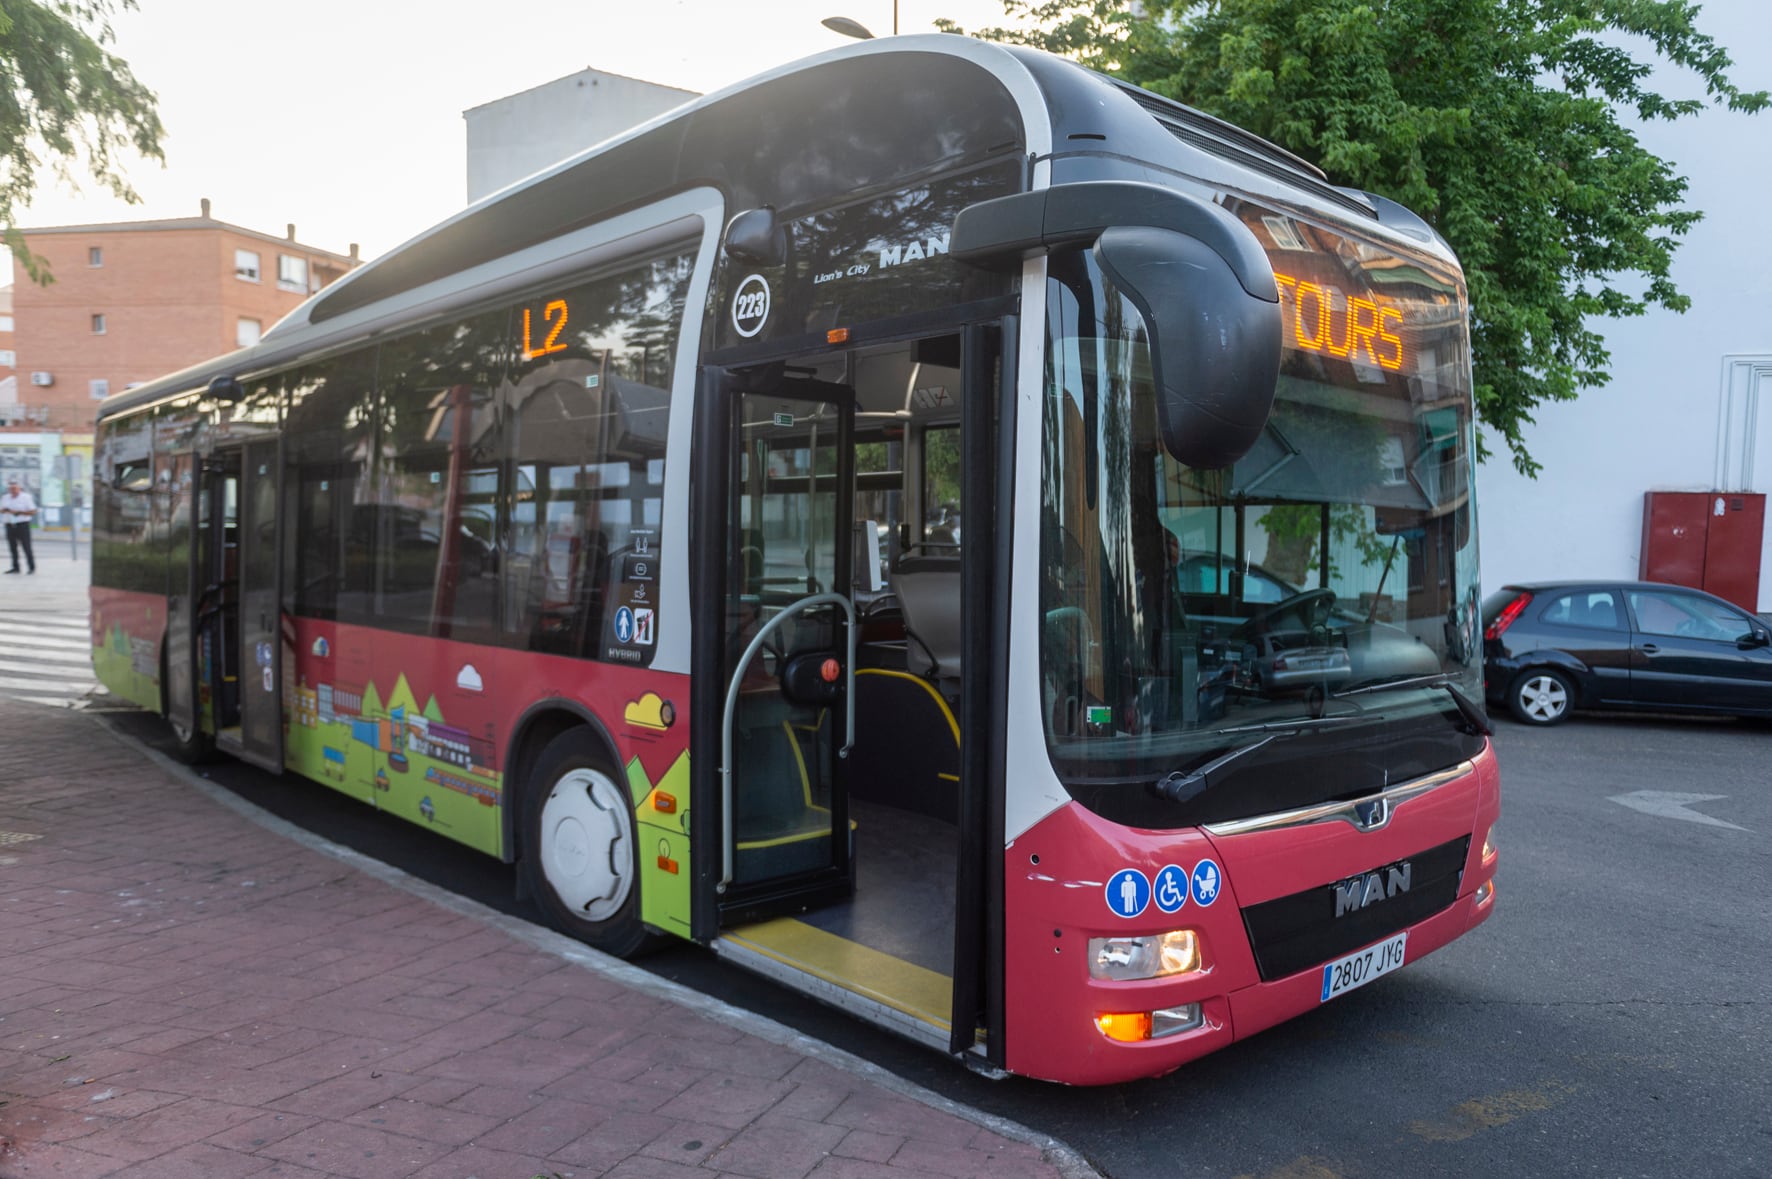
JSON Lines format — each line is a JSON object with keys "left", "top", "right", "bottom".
{"left": 0, "top": 0, "right": 164, "bottom": 283}
{"left": 938, "top": 1, "right": 1765, "bottom": 474}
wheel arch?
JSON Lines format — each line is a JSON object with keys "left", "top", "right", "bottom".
{"left": 1515, "top": 651, "right": 1596, "bottom": 705}
{"left": 501, "top": 698, "right": 624, "bottom": 864}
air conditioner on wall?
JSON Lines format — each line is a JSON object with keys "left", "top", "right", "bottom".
{"left": 29, "top": 371, "right": 53, "bottom": 386}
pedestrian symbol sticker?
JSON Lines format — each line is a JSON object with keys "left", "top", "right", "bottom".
{"left": 1154, "top": 865, "right": 1189, "bottom": 914}
{"left": 1105, "top": 868, "right": 1151, "bottom": 918}
{"left": 1191, "top": 859, "right": 1222, "bottom": 907}
{"left": 614, "top": 606, "right": 635, "bottom": 644}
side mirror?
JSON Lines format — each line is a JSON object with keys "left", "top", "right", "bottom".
{"left": 951, "top": 181, "right": 1284, "bottom": 470}
{"left": 207, "top": 375, "right": 244, "bottom": 405}
{"left": 724, "top": 207, "right": 785, "bottom": 267}
{"left": 1092, "top": 225, "right": 1282, "bottom": 469}
{"left": 1740, "top": 626, "right": 1771, "bottom": 650}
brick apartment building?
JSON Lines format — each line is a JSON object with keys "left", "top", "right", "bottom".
{"left": 9, "top": 199, "right": 359, "bottom": 433}
{"left": 0, "top": 202, "right": 357, "bottom": 525}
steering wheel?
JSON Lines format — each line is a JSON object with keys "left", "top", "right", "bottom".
{"left": 1235, "top": 587, "right": 1337, "bottom": 637}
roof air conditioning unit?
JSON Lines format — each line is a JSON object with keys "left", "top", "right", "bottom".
{"left": 29, "top": 371, "right": 54, "bottom": 387}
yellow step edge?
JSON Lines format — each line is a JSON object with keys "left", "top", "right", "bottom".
{"left": 721, "top": 917, "right": 953, "bottom": 1032}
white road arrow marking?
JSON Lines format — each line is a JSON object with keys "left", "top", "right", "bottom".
{"left": 1607, "top": 791, "right": 1748, "bottom": 831}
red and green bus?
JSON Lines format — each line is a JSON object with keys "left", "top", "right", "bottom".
{"left": 91, "top": 35, "right": 1498, "bottom": 1085}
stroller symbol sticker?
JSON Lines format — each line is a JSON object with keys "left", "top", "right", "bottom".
{"left": 1191, "top": 859, "right": 1222, "bottom": 907}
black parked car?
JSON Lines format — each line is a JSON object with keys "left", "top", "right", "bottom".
{"left": 1482, "top": 580, "right": 1772, "bottom": 725}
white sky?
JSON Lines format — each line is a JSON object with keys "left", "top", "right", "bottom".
{"left": 15, "top": 0, "right": 1024, "bottom": 264}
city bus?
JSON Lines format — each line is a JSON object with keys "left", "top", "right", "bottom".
{"left": 89, "top": 34, "right": 1498, "bottom": 1085}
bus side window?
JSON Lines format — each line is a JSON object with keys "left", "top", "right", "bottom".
{"left": 502, "top": 250, "right": 690, "bottom": 662}
{"left": 921, "top": 423, "right": 962, "bottom": 553}
{"left": 285, "top": 351, "right": 378, "bottom": 622}
{"left": 371, "top": 311, "right": 508, "bottom": 640}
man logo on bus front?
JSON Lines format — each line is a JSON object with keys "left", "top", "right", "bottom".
{"left": 1352, "top": 798, "right": 1391, "bottom": 831}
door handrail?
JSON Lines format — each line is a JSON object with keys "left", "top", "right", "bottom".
{"left": 719, "top": 591, "right": 856, "bottom": 892}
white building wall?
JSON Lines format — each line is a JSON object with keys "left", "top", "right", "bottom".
{"left": 1477, "top": 0, "right": 1772, "bottom": 609}
{"left": 464, "top": 68, "right": 698, "bottom": 203}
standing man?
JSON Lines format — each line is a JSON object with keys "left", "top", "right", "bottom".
{"left": 2, "top": 476, "right": 38, "bottom": 574}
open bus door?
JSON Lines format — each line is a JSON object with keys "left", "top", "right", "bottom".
{"left": 691, "top": 326, "right": 1008, "bottom": 1061}
{"left": 201, "top": 438, "right": 284, "bottom": 772}
{"left": 700, "top": 366, "right": 857, "bottom": 924}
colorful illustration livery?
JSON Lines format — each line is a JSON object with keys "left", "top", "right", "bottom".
{"left": 90, "top": 36, "right": 1498, "bottom": 1084}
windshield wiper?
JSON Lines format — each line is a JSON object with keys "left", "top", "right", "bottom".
{"left": 1334, "top": 672, "right": 1491, "bottom": 735}
{"left": 1153, "top": 715, "right": 1372, "bottom": 804}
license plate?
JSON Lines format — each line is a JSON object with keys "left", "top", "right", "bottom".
{"left": 1320, "top": 932, "right": 1407, "bottom": 1002}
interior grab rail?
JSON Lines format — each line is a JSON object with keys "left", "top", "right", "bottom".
{"left": 719, "top": 592, "right": 856, "bottom": 892}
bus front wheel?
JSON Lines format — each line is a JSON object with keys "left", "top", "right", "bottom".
{"left": 522, "top": 728, "right": 652, "bottom": 957}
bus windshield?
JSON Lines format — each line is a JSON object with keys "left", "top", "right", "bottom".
{"left": 1038, "top": 211, "right": 1484, "bottom": 823}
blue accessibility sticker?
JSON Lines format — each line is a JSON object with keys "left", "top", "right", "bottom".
{"left": 1105, "top": 868, "right": 1151, "bottom": 918}
{"left": 1153, "top": 864, "right": 1189, "bottom": 914}
{"left": 1191, "top": 858, "right": 1223, "bottom": 907}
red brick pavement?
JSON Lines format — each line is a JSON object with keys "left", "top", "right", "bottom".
{"left": 0, "top": 700, "right": 1094, "bottom": 1178}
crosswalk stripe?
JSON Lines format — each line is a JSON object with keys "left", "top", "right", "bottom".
{"left": 0, "top": 652, "right": 96, "bottom": 670}
{"left": 0, "top": 674, "right": 101, "bottom": 693}
{"left": 4, "top": 691, "right": 87, "bottom": 707}
{"left": 0, "top": 633, "right": 92, "bottom": 653}
{"left": 0, "top": 618, "right": 89, "bottom": 631}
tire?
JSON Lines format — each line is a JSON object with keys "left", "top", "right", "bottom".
{"left": 1508, "top": 668, "right": 1575, "bottom": 726}
{"left": 521, "top": 728, "right": 653, "bottom": 957}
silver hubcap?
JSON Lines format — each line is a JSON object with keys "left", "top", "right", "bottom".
{"left": 539, "top": 767, "right": 633, "bottom": 922}
{"left": 1519, "top": 675, "right": 1568, "bottom": 722}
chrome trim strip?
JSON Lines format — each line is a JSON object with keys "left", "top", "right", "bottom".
{"left": 1201, "top": 761, "right": 1474, "bottom": 837}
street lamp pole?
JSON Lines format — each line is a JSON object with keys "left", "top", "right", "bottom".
{"left": 822, "top": 2, "right": 897, "bottom": 39}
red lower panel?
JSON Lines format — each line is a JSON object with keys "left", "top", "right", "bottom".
{"left": 281, "top": 617, "right": 691, "bottom": 860}
{"left": 1002, "top": 745, "right": 1500, "bottom": 1085}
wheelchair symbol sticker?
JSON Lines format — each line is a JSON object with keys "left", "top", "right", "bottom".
{"left": 1105, "top": 868, "right": 1151, "bottom": 918}
{"left": 1191, "top": 859, "right": 1222, "bottom": 907}
{"left": 1154, "top": 865, "right": 1189, "bottom": 913}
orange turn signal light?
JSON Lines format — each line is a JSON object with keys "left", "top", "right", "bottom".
{"left": 1094, "top": 1012, "right": 1152, "bottom": 1043}
{"left": 826, "top": 327, "right": 850, "bottom": 344}
{"left": 657, "top": 855, "right": 680, "bottom": 874}
{"left": 654, "top": 792, "right": 677, "bottom": 814}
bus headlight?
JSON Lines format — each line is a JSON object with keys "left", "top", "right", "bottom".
{"left": 1087, "top": 930, "right": 1201, "bottom": 981}
{"left": 1482, "top": 826, "right": 1497, "bottom": 863}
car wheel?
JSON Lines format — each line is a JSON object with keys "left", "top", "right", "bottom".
{"left": 1508, "top": 668, "right": 1574, "bottom": 726}
{"left": 522, "top": 728, "right": 655, "bottom": 957}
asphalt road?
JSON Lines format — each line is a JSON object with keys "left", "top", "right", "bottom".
{"left": 106, "top": 708, "right": 1772, "bottom": 1177}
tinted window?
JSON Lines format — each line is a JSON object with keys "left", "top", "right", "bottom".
{"left": 284, "top": 352, "right": 378, "bottom": 622}
{"left": 374, "top": 311, "right": 509, "bottom": 639}
{"left": 504, "top": 251, "right": 691, "bottom": 661}
{"left": 154, "top": 396, "right": 206, "bottom": 600}
{"left": 1630, "top": 590, "right": 1750, "bottom": 642}
{"left": 93, "top": 410, "right": 156, "bottom": 593}
{"left": 1540, "top": 590, "right": 1622, "bottom": 630}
